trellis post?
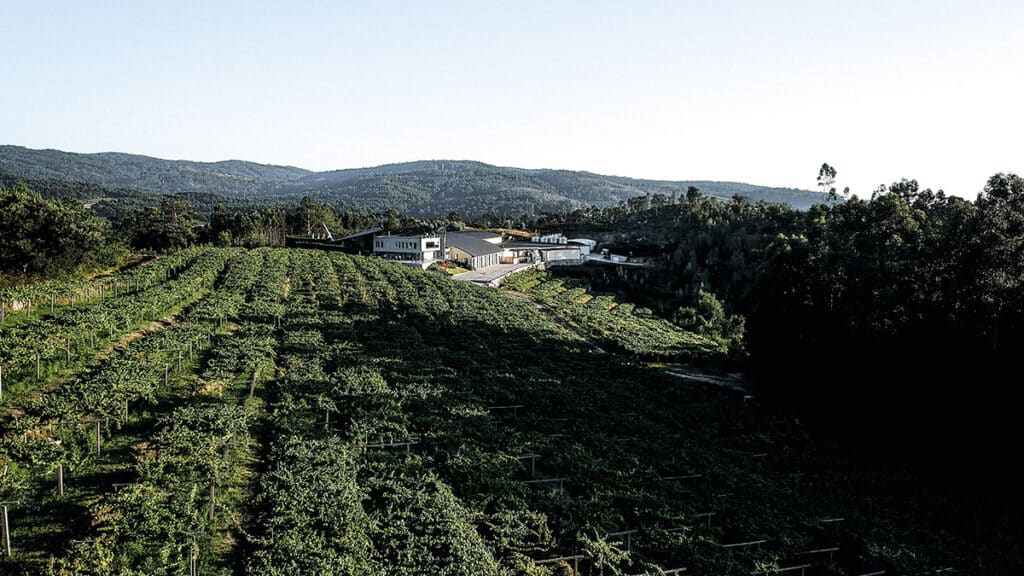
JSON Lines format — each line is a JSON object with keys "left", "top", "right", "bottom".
{"left": 0, "top": 501, "right": 17, "bottom": 557}
{"left": 209, "top": 482, "right": 216, "bottom": 522}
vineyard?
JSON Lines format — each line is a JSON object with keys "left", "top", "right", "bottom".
{"left": 500, "top": 269, "right": 729, "bottom": 360}
{"left": 0, "top": 248, "right": 1017, "bottom": 575}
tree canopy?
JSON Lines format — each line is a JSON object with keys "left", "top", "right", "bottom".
{"left": 0, "top": 182, "right": 123, "bottom": 278}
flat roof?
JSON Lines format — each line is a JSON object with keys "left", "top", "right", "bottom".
{"left": 501, "top": 242, "right": 582, "bottom": 251}
{"left": 373, "top": 231, "right": 442, "bottom": 239}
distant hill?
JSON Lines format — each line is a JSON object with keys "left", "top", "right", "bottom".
{"left": 0, "top": 145, "right": 828, "bottom": 215}
{"left": 0, "top": 145, "right": 310, "bottom": 197}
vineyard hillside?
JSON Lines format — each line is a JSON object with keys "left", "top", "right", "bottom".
{"left": 0, "top": 248, "right": 1016, "bottom": 575}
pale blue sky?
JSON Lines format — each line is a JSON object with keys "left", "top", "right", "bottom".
{"left": 2, "top": 1, "right": 1021, "bottom": 197}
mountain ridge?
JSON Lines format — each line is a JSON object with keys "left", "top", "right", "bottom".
{"left": 0, "top": 144, "right": 828, "bottom": 215}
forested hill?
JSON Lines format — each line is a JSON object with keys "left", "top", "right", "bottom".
{"left": 0, "top": 145, "right": 827, "bottom": 215}
{"left": 0, "top": 145, "right": 311, "bottom": 196}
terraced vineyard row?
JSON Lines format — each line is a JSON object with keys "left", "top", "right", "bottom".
{"left": 0, "top": 249, "right": 237, "bottom": 406}
{"left": 1, "top": 248, "right": 1015, "bottom": 574}
{"left": 501, "top": 268, "right": 725, "bottom": 360}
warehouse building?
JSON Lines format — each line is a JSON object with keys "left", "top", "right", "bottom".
{"left": 446, "top": 231, "right": 505, "bottom": 269}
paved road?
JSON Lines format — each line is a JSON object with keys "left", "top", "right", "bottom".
{"left": 452, "top": 263, "right": 538, "bottom": 286}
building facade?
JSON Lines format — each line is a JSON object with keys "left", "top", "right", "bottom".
{"left": 446, "top": 231, "right": 504, "bottom": 269}
{"left": 372, "top": 232, "right": 446, "bottom": 269}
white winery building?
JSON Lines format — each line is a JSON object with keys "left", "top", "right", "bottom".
{"left": 372, "top": 232, "right": 447, "bottom": 269}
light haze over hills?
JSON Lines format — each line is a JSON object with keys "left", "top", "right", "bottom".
{"left": 0, "top": 145, "right": 827, "bottom": 215}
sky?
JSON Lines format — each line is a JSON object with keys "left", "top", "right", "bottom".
{"left": 2, "top": 1, "right": 1021, "bottom": 198}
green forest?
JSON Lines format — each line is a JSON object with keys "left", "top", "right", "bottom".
{"left": 0, "top": 145, "right": 828, "bottom": 218}
{"left": 528, "top": 173, "right": 1024, "bottom": 487}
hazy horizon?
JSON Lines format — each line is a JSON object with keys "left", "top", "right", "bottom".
{"left": 3, "top": 1, "right": 1021, "bottom": 198}
{"left": 0, "top": 142, "right": 835, "bottom": 191}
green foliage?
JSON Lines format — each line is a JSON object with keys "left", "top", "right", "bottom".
{"left": 503, "top": 269, "right": 734, "bottom": 360}
{"left": 5, "top": 247, "right": 1020, "bottom": 575}
{"left": 578, "top": 531, "right": 632, "bottom": 575}
{"left": 672, "top": 290, "right": 745, "bottom": 351}
{"left": 531, "top": 175, "right": 1024, "bottom": 358}
{"left": 0, "top": 145, "right": 310, "bottom": 196}
{"left": 0, "top": 182, "right": 124, "bottom": 277}
{"left": 1, "top": 146, "right": 827, "bottom": 219}
{"left": 118, "top": 195, "right": 198, "bottom": 251}
{"left": 206, "top": 204, "right": 286, "bottom": 247}
{"left": 247, "top": 437, "right": 383, "bottom": 575}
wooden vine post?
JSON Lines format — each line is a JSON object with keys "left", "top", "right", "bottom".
{"left": 249, "top": 369, "right": 258, "bottom": 400}
{"left": 0, "top": 501, "right": 17, "bottom": 557}
{"left": 57, "top": 464, "right": 64, "bottom": 496}
{"left": 57, "top": 419, "right": 107, "bottom": 456}
{"left": 209, "top": 482, "right": 216, "bottom": 522}
{"left": 187, "top": 531, "right": 206, "bottom": 576}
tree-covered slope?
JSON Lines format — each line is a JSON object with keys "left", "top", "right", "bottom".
{"left": 0, "top": 145, "right": 827, "bottom": 215}
{"left": 0, "top": 145, "right": 311, "bottom": 196}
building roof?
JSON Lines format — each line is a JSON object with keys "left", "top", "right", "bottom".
{"left": 501, "top": 242, "right": 582, "bottom": 252}
{"left": 446, "top": 232, "right": 505, "bottom": 256}
{"left": 332, "top": 226, "right": 384, "bottom": 242}
{"left": 373, "top": 230, "right": 443, "bottom": 240}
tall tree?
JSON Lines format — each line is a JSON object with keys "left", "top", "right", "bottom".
{"left": 974, "top": 173, "right": 1024, "bottom": 350}
{"left": 817, "top": 162, "right": 838, "bottom": 202}
{"left": 119, "top": 194, "right": 197, "bottom": 251}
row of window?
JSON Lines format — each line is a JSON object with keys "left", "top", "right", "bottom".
{"left": 374, "top": 239, "right": 423, "bottom": 250}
